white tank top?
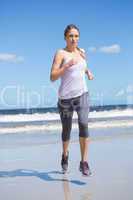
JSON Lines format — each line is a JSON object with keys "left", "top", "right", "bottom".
{"left": 58, "top": 57, "right": 88, "bottom": 99}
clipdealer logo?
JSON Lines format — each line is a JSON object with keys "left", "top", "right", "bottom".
{"left": 0, "top": 84, "right": 58, "bottom": 108}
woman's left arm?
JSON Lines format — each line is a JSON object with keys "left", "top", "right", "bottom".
{"left": 80, "top": 48, "right": 94, "bottom": 80}
{"left": 85, "top": 68, "right": 94, "bottom": 80}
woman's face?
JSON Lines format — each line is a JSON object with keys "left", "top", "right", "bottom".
{"left": 65, "top": 28, "right": 79, "bottom": 47}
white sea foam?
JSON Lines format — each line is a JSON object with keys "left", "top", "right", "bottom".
{"left": 0, "top": 113, "right": 59, "bottom": 122}
{"left": 90, "top": 108, "right": 133, "bottom": 118}
{"left": 0, "top": 119, "right": 133, "bottom": 134}
{"left": 0, "top": 108, "right": 133, "bottom": 123}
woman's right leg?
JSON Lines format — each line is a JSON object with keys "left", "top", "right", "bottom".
{"left": 61, "top": 110, "right": 73, "bottom": 156}
{"left": 58, "top": 99, "right": 73, "bottom": 171}
{"left": 60, "top": 111, "right": 73, "bottom": 171}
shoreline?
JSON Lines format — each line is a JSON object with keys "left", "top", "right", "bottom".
{"left": 0, "top": 119, "right": 133, "bottom": 135}
{"left": 0, "top": 126, "right": 133, "bottom": 149}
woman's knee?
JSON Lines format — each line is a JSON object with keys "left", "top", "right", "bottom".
{"left": 78, "top": 122, "right": 89, "bottom": 138}
{"left": 62, "top": 128, "right": 71, "bottom": 141}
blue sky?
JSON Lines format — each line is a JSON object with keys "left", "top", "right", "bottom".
{"left": 0, "top": 0, "right": 133, "bottom": 108}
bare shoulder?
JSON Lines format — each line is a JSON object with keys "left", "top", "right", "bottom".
{"left": 79, "top": 48, "right": 86, "bottom": 53}
{"left": 54, "top": 49, "right": 66, "bottom": 60}
{"left": 54, "top": 49, "right": 64, "bottom": 56}
{"left": 79, "top": 48, "right": 86, "bottom": 59}
{"left": 52, "top": 49, "right": 65, "bottom": 69}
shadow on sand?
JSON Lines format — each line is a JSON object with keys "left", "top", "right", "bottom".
{"left": 0, "top": 169, "right": 86, "bottom": 186}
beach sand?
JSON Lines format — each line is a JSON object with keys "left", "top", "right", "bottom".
{"left": 0, "top": 132, "right": 133, "bottom": 200}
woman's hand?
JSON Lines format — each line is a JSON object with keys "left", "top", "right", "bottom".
{"left": 64, "top": 58, "right": 78, "bottom": 69}
{"left": 86, "top": 69, "right": 94, "bottom": 80}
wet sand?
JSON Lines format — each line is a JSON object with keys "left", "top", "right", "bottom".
{"left": 0, "top": 133, "right": 133, "bottom": 200}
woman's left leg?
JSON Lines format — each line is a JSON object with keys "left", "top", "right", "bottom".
{"left": 79, "top": 135, "right": 90, "bottom": 162}
{"left": 76, "top": 92, "right": 91, "bottom": 176}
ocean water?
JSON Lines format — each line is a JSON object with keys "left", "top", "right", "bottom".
{"left": 0, "top": 104, "right": 133, "bottom": 135}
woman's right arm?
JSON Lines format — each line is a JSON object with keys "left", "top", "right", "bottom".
{"left": 50, "top": 50, "right": 77, "bottom": 81}
{"left": 50, "top": 50, "right": 65, "bottom": 81}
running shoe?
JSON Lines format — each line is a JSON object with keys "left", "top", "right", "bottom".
{"left": 79, "top": 161, "right": 91, "bottom": 176}
{"left": 61, "top": 152, "right": 69, "bottom": 173}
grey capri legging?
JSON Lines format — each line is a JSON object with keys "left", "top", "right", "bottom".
{"left": 57, "top": 92, "right": 90, "bottom": 141}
